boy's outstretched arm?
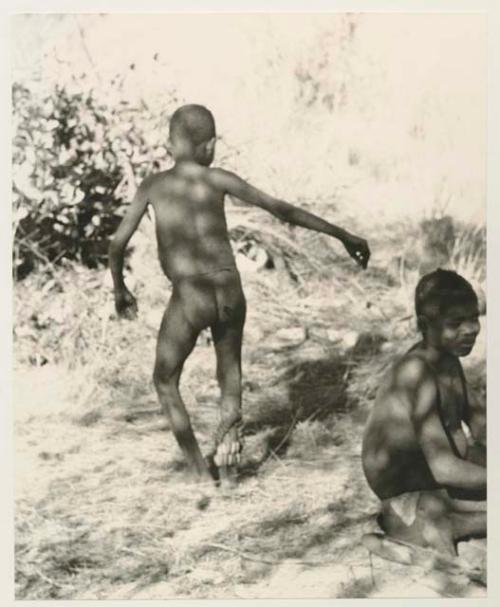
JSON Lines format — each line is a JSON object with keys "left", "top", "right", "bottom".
{"left": 212, "top": 169, "right": 370, "bottom": 268}
{"left": 108, "top": 178, "right": 151, "bottom": 318}
{"left": 409, "top": 360, "right": 486, "bottom": 492}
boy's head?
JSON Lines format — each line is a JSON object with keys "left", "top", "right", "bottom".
{"left": 415, "top": 268, "right": 480, "bottom": 356}
{"left": 169, "top": 104, "right": 216, "bottom": 166}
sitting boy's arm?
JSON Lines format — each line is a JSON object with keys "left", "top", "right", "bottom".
{"left": 460, "top": 370, "right": 487, "bottom": 447}
{"left": 409, "top": 361, "right": 486, "bottom": 491}
{"left": 462, "top": 400, "right": 487, "bottom": 466}
{"left": 212, "top": 169, "right": 370, "bottom": 268}
{"left": 108, "top": 177, "right": 150, "bottom": 318}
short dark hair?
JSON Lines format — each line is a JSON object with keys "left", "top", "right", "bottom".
{"left": 169, "top": 104, "right": 215, "bottom": 145}
{"left": 415, "top": 268, "right": 478, "bottom": 328}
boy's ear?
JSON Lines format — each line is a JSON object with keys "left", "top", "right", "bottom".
{"left": 417, "top": 315, "right": 427, "bottom": 332}
{"left": 205, "top": 136, "right": 216, "bottom": 154}
{"left": 166, "top": 137, "right": 173, "bottom": 154}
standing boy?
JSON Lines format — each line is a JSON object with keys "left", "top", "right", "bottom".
{"left": 110, "top": 104, "right": 370, "bottom": 483}
{"left": 362, "top": 269, "right": 486, "bottom": 555}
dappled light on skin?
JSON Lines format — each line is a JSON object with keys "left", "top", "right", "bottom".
{"left": 151, "top": 170, "right": 236, "bottom": 281}
{"left": 394, "top": 357, "right": 429, "bottom": 389}
{"left": 361, "top": 273, "right": 486, "bottom": 558}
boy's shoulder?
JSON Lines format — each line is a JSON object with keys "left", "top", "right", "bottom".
{"left": 138, "top": 166, "right": 242, "bottom": 198}
{"left": 206, "top": 166, "right": 240, "bottom": 188}
{"left": 391, "top": 349, "right": 436, "bottom": 392}
{"left": 207, "top": 166, "right": 232, "bottom": 177}
{"left": 138, "top": 169, "right": 173, "bottom": 190}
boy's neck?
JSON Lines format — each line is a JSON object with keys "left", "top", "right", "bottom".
{"left": 419, "top": 338, "right": 457, "bottom": 366}
{"left": 173, "top": 158, "right": 202, "bottom": 170}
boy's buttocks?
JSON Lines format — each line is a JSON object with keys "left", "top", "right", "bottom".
{"left": 173, "top": 268, "right": 245, "bottom": 328}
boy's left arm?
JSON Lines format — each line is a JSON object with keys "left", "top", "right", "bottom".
{"left": 108, "top": 177, "right": 151, "bottom": 318}
{"left": 462, "top": 407, "right": 486, "bottom": 466}
{"left": 212, "top": 169, "right": 370, "bottom": 268}
{"left": 459, "top": 363, "right": 487, "bottom": 464}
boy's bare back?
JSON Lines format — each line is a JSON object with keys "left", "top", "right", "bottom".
{"left": 145, "top": 163, "right": 236, "bottom": 280}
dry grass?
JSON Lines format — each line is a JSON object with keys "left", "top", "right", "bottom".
{"left": 13, "top": 208, "right": 486, "bottom": 600}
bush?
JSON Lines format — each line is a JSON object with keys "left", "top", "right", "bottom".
{"left": 12, "top": 83, "right": 169, "bottom": 278}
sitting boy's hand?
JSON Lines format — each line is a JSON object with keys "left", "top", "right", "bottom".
{"left": 114, "top": 288, "right": 138, "bottom": 319}
{"left": 343, "top": 234, "right": 370, "bottom": 269}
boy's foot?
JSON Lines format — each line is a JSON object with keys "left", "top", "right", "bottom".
{"left": 205, "top": 452, "right": 238, "bottom": 489}
{"left": 185, "top": 461, "right": 217, "bottom": 485}
{"left": 213, "top": 425, "right": 242, "bottom": 487}
{"left": 218, "top": 464, "right": 238, "bottom": 489}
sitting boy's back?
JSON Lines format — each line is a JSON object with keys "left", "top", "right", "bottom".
{"left": 363, "top": 354, "right": 442, "bottom": 499}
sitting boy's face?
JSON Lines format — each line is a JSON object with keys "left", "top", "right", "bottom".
{"left": 426, "top": 297, "right": 480, "bottom": 357}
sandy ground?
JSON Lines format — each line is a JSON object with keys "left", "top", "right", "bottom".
{"left": 14, "top": 342, "right": 486, "bottom": 599}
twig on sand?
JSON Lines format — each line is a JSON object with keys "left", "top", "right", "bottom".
{"left": 397, "top": 314, "right": 413, "bottom": 322}
{"left": 368, "top": 551, "right": 375, "bottom": 588}
{"left": 262, "top": 407, "right": 323, "bottom": 468}
{"left": 205, "top": 542, "right": 346, "bottom": 567}
{"left": 121, "top": 546, "right": 149, "bottom": 558}
{"left": 261, "top": 414, "right": 299, "bottom": 467}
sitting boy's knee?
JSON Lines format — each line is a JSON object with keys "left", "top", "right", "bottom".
{"left": 417, "top": 491, "right": 449, "bottom": 519}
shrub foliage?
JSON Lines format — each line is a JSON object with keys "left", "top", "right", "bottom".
{"left": 12, "top": 83, "right": 169, "bottom": 278}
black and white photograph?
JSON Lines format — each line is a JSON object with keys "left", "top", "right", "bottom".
{"left": 8, "top": 5, "right": 494, "bottom": 601}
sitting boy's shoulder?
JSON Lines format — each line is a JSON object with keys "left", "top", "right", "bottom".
{"left": 392, "top": 351, "right": 434, "bottom": 391}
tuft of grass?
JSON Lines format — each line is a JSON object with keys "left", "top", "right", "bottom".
{"left": 287, "top": 420, "right": 341, "bottom": 459}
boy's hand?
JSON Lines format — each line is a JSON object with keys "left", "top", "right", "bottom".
{"left": 114, "top": 288, "right": 138, "bottom": 319}
{"left": 343, "top": 234, "right": 370, "bottom": 269}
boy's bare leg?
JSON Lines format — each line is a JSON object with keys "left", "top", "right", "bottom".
{"left": 380, "top": 490, "right": 486, "bottom": 556}
{"left": 380, "top": 491, "right": 455, "bottom": 555}
{"left": 451, "top": 512, "right": 486, "bottom": 542}
{"left": 211, "top": 304, "right": 245, "bottom": 487}
{"left": 153, "top": 294, "right": 212, "bottom": 483}
{"left": 448, "top": 496, "right": 486, "bottom": 542}
{"left": 466, "top": 443, "right": 486, "bottom": 467}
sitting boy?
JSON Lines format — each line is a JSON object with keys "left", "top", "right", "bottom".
{"left": 109, "top": 104, "right": 370, "bottom": 484}
{"left": 362, "top": 269, "right": 486, "bottom": 556}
